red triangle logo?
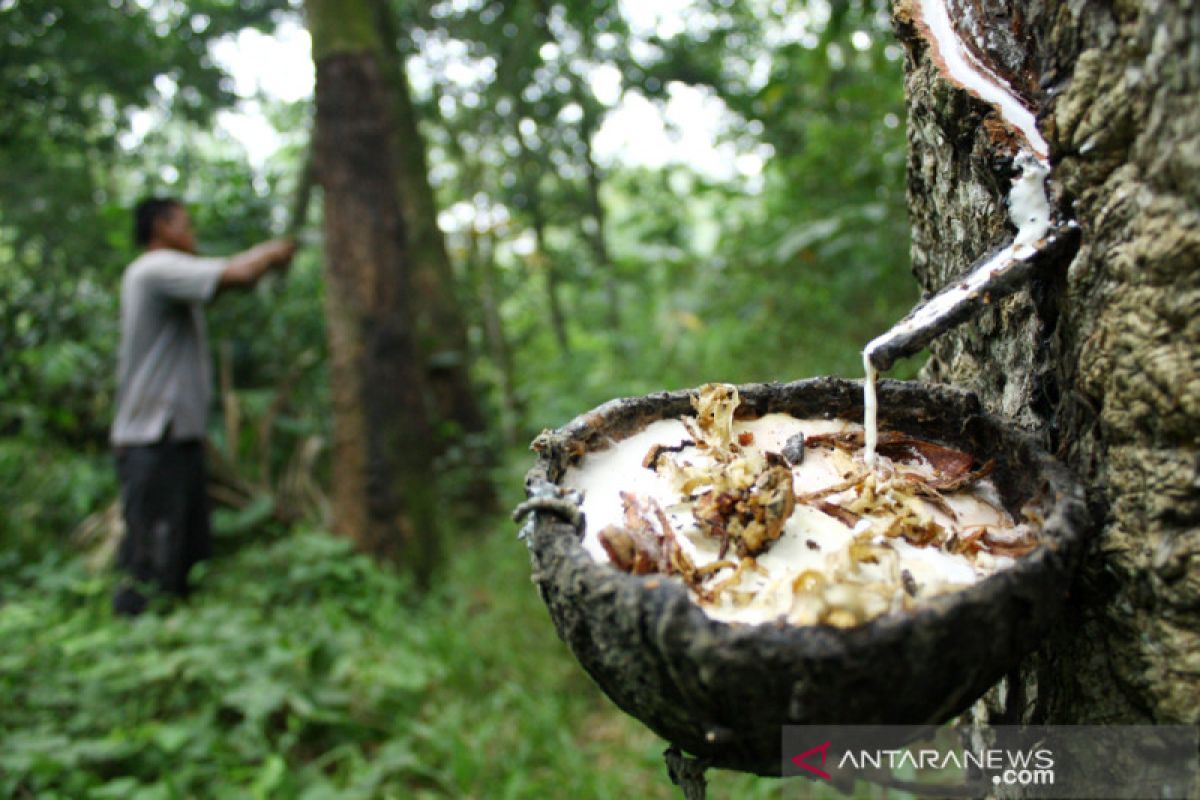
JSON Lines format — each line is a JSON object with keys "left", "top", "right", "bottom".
{"left": 791, "top": 740, "right": 832, "bottom": 780}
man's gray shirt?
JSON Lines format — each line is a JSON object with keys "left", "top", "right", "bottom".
{"left": 111, "top": 249, "right": 227, "bottom": 446}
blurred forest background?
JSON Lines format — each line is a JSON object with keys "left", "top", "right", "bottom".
{"left": 1, "top": 0, "right": 918, "bottom": 796}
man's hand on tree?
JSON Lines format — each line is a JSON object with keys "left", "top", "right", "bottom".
{"left": 219, "top": 237, "right": 299, "bottom": 290}
{"left": 270, "top": 237, "right": 298, "bottom": 268}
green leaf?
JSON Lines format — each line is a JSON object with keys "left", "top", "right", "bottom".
{"left": 251, "top": 755, "right": 286, "bottom": 799}
{"left": 212, "top": 494, "right": 277, "bottom": 536}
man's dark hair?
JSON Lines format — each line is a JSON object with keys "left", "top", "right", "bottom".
{"left": 133, "top": 197, "right": 182, "bottom": 247}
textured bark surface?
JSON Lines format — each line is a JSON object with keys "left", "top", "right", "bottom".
{"left": 309, "top": 0, "right": 439, "bottom": 578}
{"left": 521, "top": 378, "right": 1089, "bottom": 776}
{"left": 895, "top": 0, "right": 1200, "bottom": 723}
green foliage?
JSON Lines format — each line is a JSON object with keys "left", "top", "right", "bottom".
{"left": 2, "top": 531, "right": 427, "bottom": 798}
{"left": 0, "top": 516, "right": 847, "bottom": 798}
{"left": 0, "top": 0, "right": 300, "bottom": 447}
{"left": 406, "top": 0, "right": 921, "bottom": 438}
{"left": 2, "top": 0, "right": 923, "bottom": 532}
{"left": 0, "top": 440, "right": 115, "bottom": 558}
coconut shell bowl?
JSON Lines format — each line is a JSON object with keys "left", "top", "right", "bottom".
{"left": 513, "top": 377, "right": 1090, "bottom": 780}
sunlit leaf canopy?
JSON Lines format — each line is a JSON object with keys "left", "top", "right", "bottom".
{"left": 390, "top": 0, "right": 914, "bottom": 420}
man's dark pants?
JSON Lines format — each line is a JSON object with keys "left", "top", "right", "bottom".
{"left": 113, "top": 438, "right": 211, "bottom": 615}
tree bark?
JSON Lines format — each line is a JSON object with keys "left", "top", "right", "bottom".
{"left": 307, "top": 0, "right": 439, "bottom": 582}
{"left": 369, "top": 0, "right": 493, "bottom": 458}
{"left": 895, "top": 0, "right": 1200, "bottom": 724}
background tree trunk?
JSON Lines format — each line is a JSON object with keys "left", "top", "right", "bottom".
{"left": 307, "top": 0, "right": 440, "bottom": 582}
{"left": 370, "top": 0, "right": 494, "bottom": 462}
{"left": 895, "top": 0, "right": 1200, "bottom": 723}
{"left": 574, "top": 83, "right": 620, "bottom": 334}
{"left": 512, "top": 111, "right": 571, "bottom": 356}
{"left": 468, "top": 226, "right": 521, "bottom": 445}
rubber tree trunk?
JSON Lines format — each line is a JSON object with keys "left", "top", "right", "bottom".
{"left": 895, "top": 0, "right": 1200, "bottom": 723}
{"left": 306, "top": 0, "right": 439, "bottom": 582}
{"left": 369, "top": 0, "right": 493, "bottom": 459}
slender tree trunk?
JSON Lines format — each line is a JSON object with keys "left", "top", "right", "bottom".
{"left": 286, "top": 146, "right": 316, "bottom": 237}
{"left": 574, "top": 83, "right": 621, "bottom": 332}
{"left": 468, "top": 227, "right": 520, "bottom": 444}
{"left": 527, "top": 0, "right": 619, "bottom": 333}
{"left": 895, "top": 0, "right": 1200, "bottom": 725}
{"left": 528, "top": 200, "right": 570, "bottom": 356}
{"left": 513, "top": 117, "right": 571, "bottom": 355}
{"left": 306, "top": 0, "right": 439, "bottom": 582}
